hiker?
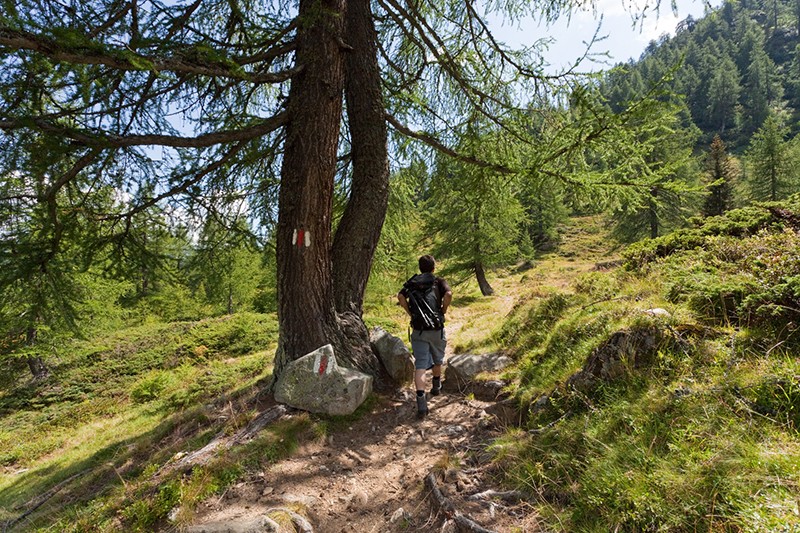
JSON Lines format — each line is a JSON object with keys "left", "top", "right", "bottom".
{"left": 398, "top": 254, "right": 452, "bottom": 417}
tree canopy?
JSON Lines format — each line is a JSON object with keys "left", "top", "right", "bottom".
{"left": 0, "top": 0, "right": 679, "bottom": 383}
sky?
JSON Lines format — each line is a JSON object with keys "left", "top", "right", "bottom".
{"left": 491, "top": 0, "right": 722, "bottom": 72}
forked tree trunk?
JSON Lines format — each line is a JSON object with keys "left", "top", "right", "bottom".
{"left": 272, "top": 0, "right": 391, "bottom": 389}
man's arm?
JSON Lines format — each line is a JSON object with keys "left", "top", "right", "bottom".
{"left": 441, "top": 290, "right": 452, "bottom": 315}
{"left": 398, "top": 292, "right": 411, "bottom": 316}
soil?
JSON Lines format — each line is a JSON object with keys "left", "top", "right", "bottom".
{"left": 183, "top": 266, "right": 560, "bottom": 533}
{"left": 185, "top": 388, "right": 545, "bottom": 533}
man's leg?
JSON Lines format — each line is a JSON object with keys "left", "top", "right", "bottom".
{"left": 410, "top": 331, "right": 432, "bottom": 417}
{"left": 414, "top": 368, "right": 428, "bottom": 392}
{"left": 430, "top": 364, "right": 442, "bottom": 395}
{"left": 429, "top": 329, "right": 446, "bottom": 396}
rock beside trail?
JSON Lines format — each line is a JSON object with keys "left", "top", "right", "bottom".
{"left": 185, "top": 516, "right": 275, "bottom": 533}
{"left": 443, "top": 353, "right": 513, "bottom": 394}
{"left": 370, "top": 327, "right": 414, "bottom": 385}
{"left": 274, "top": 344, "right": 372, "bottom": 415}
{"left": 566, "top": 326, "right": 662, "bottom": 393}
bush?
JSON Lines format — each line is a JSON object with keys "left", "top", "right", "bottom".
{"left": 130, "top": 371, "right": 175, "bottom": 404}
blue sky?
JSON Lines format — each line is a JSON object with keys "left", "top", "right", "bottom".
{"left": 491, "top": 0, "right": 722, "bottom": 72}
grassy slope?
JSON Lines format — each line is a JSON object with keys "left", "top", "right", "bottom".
{"left": 2, "top": 209, "right": 799, "bottom": 531}
{"left": 491, "top": 206, "right": 800, "bottom": 531}
{"left": 0, "top": 314, "right": 281, "bottom": 531}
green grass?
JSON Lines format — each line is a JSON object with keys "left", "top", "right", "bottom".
{"left": 489, "top": 205, "right": 800, "bottom": 531}
{"left": 0, "top": 312, "right": 280, "bottom": 530}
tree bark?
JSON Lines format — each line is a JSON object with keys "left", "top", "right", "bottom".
{"left": 475, "top": 262, "right": 494, "bottom": 296}
{"left": 272, "top": 0, "right": 391, "bottom": 390}
{"left": 648, "top": 187, "right": 659, "bottom": 239}
{"left": 273, "top": 0, "right": 347, "bottom": 380}
{"left": 333, "top": 0, "right": 390, "bottom": 316}
{"left": 25, "top": 326, "right": 48, "bottom": 379}
{"left": 270, "top": 0, "right": 399, "bottom": 391}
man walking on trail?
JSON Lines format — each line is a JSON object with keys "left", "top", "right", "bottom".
{"left": 398, "top": 255, "right": 452, "bottom": 417}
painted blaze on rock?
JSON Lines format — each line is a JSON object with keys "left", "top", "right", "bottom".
{"left": 274, "top": 344, "right": 373, "bottom": 415}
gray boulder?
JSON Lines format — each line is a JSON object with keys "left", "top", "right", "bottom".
{"left": 370, "top": 327, "right": 414, "bottom": 385}
{"left": 443, "top": 353, "right": 513, "bottom": 392}
{"left": 274, "top": 344, "right": 372, "bottom": 415}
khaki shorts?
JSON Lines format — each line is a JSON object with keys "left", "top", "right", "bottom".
{"left": 410, "top": 329, "right": 447, "bottom": 370}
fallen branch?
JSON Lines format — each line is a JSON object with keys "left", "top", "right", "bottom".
{"left": 424, "top": 472, "right": 496, "bottom": 533}
{"left": 154, "top": 404, "right": 290, "bottom": 481}
{"left": 467, "top": 489, "right": 526, "bottom": 504}
{"left": 2, "top": 469, "right": 91, "bottom": 533}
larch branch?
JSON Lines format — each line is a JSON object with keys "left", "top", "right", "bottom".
{"left": 0, "top": 27, "right": 301, "bottom": 84}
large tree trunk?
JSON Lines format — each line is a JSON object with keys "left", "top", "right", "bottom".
{"left": 272, "top": 0, "right": 391, "bottom": 389}
{"left": 273, "top": 0, "right": 347, "bottom": 380}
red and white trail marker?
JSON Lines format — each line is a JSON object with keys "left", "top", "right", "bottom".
{"left": 292, "top": 228, "right": 312, "bottom": 248}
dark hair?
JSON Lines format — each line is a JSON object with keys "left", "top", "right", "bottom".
{"left": 418, "top": 254, "right": 435, "bottom": 273}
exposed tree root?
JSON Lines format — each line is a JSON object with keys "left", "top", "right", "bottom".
{"left": 424, "top": 472, "right": 496, "bottom": 533}
{"left": 265, "top": 507, "right": 314, "bottom": 532}
{"left": 467, "top": 489, "right": 526, "bottom": 504}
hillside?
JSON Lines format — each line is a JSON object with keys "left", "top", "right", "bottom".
{"left": 2, "top": 205, "right": 800, "bottom": 531}
{"left": 602, "top": 0, "right": 800, "bottom": 147}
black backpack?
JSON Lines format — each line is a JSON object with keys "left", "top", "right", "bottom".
{"left": 403, "top": 273, "right": 444, "bottom": 331}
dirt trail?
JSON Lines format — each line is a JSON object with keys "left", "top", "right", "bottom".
{"left": 186, "top": 296, "right": 539, "bottom": 532}
{"left": 187, "top": 388, "right": 543, "bottom": 532}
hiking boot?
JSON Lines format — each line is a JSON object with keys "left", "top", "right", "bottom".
{"left": 430, "top": 377, "right": 442, "bottom": 396}
{"left": 416, "top": 394, "right": 428, "bottom": 417}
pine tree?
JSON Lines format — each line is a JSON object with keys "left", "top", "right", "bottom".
{"left": 425, "top": 131, "right": 524, "bottom": 296}
{"left": 190, "top": 217, "right": 263, "bottom": 315}
{"left": 706, "top": 58, "right": 741, "bottom": 135}
{"left": 608, "top": 99, "right": 701, "bottom": 241}
{"left": 702, "top": 135, "right": 739, "bottom": 216}
{"left": 746, "top": 114, "right": 794, "bottom": 201}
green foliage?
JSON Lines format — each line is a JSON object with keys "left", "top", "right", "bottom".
{"left": 623, "top": 196, "right": 800, "bottom": 332}
{"left": 599, "top": 0, "right": 800, "bottom": 150}
{"left": 745, "top": 113, "right": 798, "bottom": 202}
{"left": 621, "top": 200, "right": 792, "bottom": 268}
{"left": 664, "top": 228, "right": 800, "bottom": 330}
{"left": 606, "top": 97, "right": 702, "bottom": 242}
{"left": 187, "top": 217, "right": 268, "bottom": 315}
{"left": 424, "top": 128, "right": 527, "bottom": 289}
{"left": 130, "top": 370, "right": 176, "bottom": 404}
{"left": 121, "top": 480, "right": 181, "bottom": 531}
{"left": 495, "top": 246, "right": 800, "bottom": 530}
